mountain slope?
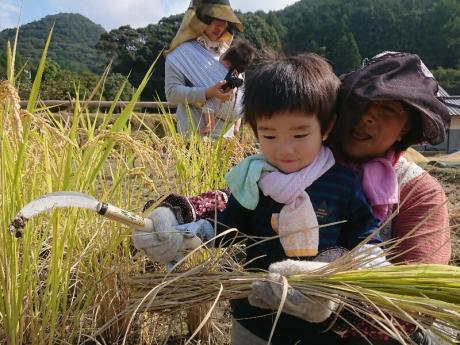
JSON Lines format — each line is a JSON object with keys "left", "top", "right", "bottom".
{"left": 0, "top": 13, "right": 107, "bottom": 73}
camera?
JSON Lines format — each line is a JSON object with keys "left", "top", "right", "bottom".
{"left": 224, "top": 76, "right": 244, "bottom": 90}
{"left": 222, "top": 69, "right": 243, "bottom": 91}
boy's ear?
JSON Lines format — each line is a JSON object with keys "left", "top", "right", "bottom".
{"left": 322, "top": 114, "right": 337, "bottom": 141}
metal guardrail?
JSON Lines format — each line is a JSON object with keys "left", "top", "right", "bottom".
{"left": 18, "top": 100, "right": 177, "bottom": 110}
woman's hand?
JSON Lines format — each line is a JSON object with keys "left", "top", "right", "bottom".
{"left": 205, "top": 80, "right": 235, "bottom": 102}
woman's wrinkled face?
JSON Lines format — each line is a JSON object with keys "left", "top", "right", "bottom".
{"left": 203, "top": 19, "right": 228, "bottom": 41}
{"left": 340, "top": 101, "right": 411, "bottom": 162}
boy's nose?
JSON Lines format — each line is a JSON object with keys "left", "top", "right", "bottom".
{"left": 278, "top": 142, "right": 295, "bottom": 155}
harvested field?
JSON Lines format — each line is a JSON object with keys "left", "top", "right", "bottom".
{"left": 430, "top": 167, "right": 460, "bottom": 265}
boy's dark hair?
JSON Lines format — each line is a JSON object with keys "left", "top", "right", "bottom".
{"left": 243, "top": 52, "right": 340, "bottom": 136}
{"left": 222, "top": 39, "right": 256, "bottom": 73}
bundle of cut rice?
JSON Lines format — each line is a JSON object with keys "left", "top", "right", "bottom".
{"left": 125, "top": 260, "right": 460, "bottom": 344}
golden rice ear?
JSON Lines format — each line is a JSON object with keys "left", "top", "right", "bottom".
{"left": 0, "top": 80, "right": 22, "bottom": 141}
{"left": 271, "top": 213, "right": 279, "bottom": 233}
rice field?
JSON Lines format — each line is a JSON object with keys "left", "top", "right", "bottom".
{"left": 1, "top": 30, "right": 460, "bottom": 345}
{"left": 0, "top": 31, "right": 254, "bottom": 344}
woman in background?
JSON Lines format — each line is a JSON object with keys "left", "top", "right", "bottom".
{"left": 165, "top": 0, "right": 245, "bottom": 138}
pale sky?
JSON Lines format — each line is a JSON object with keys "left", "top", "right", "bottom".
{"left": 0, "top": 0, "right": 300, "bottom": 31}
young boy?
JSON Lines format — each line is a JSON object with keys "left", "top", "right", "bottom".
{"left": 133, "top": 52, "right": 382, "bottom": 344}
{"left": 200, "top": 39, "right": 255, "bottom": 136}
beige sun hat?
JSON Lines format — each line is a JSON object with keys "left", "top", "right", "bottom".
{"left": 167, "top": 0, "right": 243, "bottom": 54}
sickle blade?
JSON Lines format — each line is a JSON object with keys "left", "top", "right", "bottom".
{"left": 9, "top": 191, "right": 100, "bottom": 236}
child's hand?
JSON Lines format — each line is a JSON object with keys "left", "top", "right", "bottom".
{"left": 233, "top": 118, "right": 242, "bottom": 136}
{"left": 200, "top": 111, "right": 216, "bottom": 135}
{"left": 131, "top": 207, "right": 187, "bottom": 264}
{"left": 248, "top": 260, "right": 339, "bottom": 323}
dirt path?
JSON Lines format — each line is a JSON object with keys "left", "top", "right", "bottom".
{"left": 429, "top": 167, "right": 460, "bottom": 265}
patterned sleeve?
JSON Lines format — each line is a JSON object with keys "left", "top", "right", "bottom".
{"left": 188, "top": 189, "right": 230, "bottom": 220}
{"left": 391, "top": 173, "right": 451, "bottom": 264}
{"left": 333, "top": 312, "right": 417, "bottom": 341}
{"left": 143, "top": 189, "right": 231, "bottom": 224}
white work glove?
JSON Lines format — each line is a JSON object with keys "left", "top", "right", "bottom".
{"left": 132, "top": 207, "right": 188, "bottom": 264}
{"left": 248, "top": 259, "right": 339, "bottom": 323}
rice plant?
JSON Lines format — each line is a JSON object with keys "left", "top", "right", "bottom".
{"left": 0, "top": 27, "right": 166, "bottom": 344}
{"left": 0, "top": 25, "right": 254, "bottom": 344}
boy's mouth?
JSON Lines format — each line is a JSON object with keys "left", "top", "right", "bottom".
{"left": 351, "top": 130, "right": 372, "bottom": 141}
{"left": 279, "top": 159, "right": 296, "bottom": 164}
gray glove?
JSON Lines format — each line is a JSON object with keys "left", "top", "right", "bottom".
{"left": 132, "top": 207, "right": 187, "bottom": 264}
{"left": 248, "top": 260, "right": 338, "bottom": 323}
{"left": 174, "top": 219, "right": 215, "bottom": 244}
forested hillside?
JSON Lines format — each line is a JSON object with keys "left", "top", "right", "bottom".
{"left": 1, "top": 0, "right": 459, "bottom": 99}
{"left": 97, "top": 0, "right": 460, "bottom": 97}
{"left": 278, "top": 0, "right": 460, "bottom": 73}
{"left": 0, "top": 13, "right": 106, "bottom": 73}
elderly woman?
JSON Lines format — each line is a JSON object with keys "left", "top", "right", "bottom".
{"left": 332, "top": 52, "right": 451, "bottom": 266}
{"left": 165, "top": 0, "right": 245, "bottom": 138}
{"left": 134, "top": 52, "right": 451, "bottom": 344}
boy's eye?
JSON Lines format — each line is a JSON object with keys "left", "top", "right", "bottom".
{"left": 262, "top": 135, "right": 276, "bottom": 140}
{"left": 294, "top": 134, "right": 309, "bottom": 138}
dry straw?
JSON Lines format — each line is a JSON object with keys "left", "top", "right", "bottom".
{"left": 126, "top": 248, "right": 460, "bottom": 344}
{"left": 124, "top": 210, "right": 460, "bottom": 344}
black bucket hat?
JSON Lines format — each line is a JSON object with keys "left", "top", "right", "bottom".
{"left": 335, "top": 52, "right": 450, "bottom": 147}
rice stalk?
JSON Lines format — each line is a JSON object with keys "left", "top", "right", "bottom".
{"left": 124, "top": 216, "right": 459, "bottom": 344}
{"left": 0, "top": 28, "right": 169, "bottom": 344}
{"left": 127, "top": 259, "right": 460, "bottom": 342}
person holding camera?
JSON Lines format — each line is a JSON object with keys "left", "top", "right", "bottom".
{"left": 165, "top": 0, "right": 248, "bottom": 139}
{"left": 200, "top": 39, "right": 255, "bottom": 136}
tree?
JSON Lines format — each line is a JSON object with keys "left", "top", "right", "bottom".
{"left": 103, "top": 73, "right": 135, "bottom": 101}
{"left": 16, "top": 67, "right": 136, "bottom": 101}
{"left": 328, "top": 17, "right": 362, "bottom": 74}
{"left": 92, "top": 0, "right": 460, "bottom": 99}
{"left": 433, "top": 67, "right": 460, "bottom": 95}
{"left": 96, "top": 16, "right": 182, "bottom": 100}
{"left": 40, "top": 59, "right": 61, "bottom": 81}
{"left": 236, "top": 12, "right": 281, "bottom": 50}
{"left": 0, "top": 13, "right": 107, "bottom": 74}
{"left": 0, "top": 49, "right": 32, "bottom": 89}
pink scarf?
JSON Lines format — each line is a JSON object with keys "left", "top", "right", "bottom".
{"left": 259, "top": 146, "right": 335, "bottom": 256}
{"left": 340, "top": 150, "right": 401, "bottom": 221}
